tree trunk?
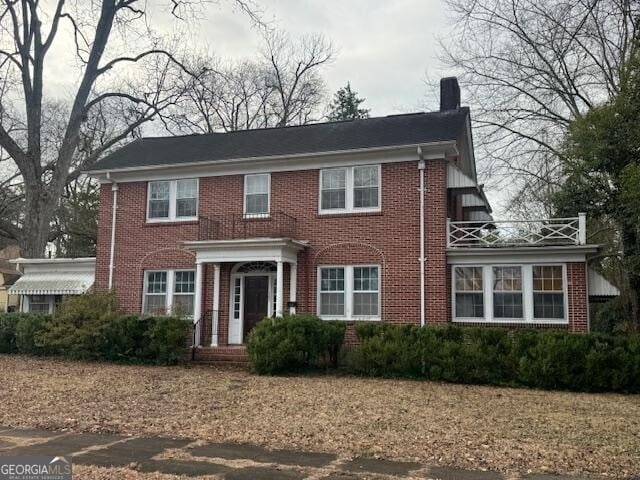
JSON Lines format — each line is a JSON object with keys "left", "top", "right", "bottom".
{"left": 20, "top": 187, "right": 56, "bottom": 258}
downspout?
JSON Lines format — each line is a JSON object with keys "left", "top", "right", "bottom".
{"left": 106, "top": 173, "right": 119, "bottom": 290}
{"left": 417, "top": 147, "right": 426, "bottom": 327}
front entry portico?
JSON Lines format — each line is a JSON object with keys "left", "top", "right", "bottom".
{"left": 183, "top": 238, "right": 307, "bottom": 346}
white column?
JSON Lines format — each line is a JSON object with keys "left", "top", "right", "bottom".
{"left": 211, "top": 263, "right": 221, "bottom": 346}
{"left": 276, "top": 260, "right": 284, "bottom": 316}
{"left": 289, "top": 262, "right": 297, "bottom": 314}
{"left": 193, "top": 261, "right": 204, "bottom": 347}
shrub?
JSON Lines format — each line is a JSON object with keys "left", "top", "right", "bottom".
{"left": 349, "top": 323, "right": 422, "bottom": 377}
{"left": 247, "top": 314, "right": 346, "bottom": 374}
{"left": 349, "top": 323, "right": 640, "bottom": 393}
{"left": 0, "top": 291, "right": 190, "bottom": 366}
{"left": 0, "top": 313, "right": 20, "bottom": 353}
{"left": 143, "top": 316, "right": 191, "bottom": 365}
{"left": 15, "top": 314, "right": 50, "bottom": 355}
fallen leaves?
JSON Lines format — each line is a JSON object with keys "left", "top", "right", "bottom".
{"left": 0, "top": 355, "right": 638, "bottom": 477}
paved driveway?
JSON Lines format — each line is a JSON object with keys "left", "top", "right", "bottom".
{"left": 0, "top": 426, "right": 596, "bottom": 480}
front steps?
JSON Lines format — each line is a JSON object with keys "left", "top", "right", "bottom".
{"left": 191, "top": 345, "right": 249, "bottom": 367}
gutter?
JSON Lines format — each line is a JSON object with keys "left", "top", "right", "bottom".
{"left": 417, "top": 147, "right": 426, "bottom": 327}
{"left": 106, "top": 173, "right": 119, "bottom": 289}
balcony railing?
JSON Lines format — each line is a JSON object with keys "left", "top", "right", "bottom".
{"left": 198, "top": 211, "right": 297, "bottom": 241}
{"left": 447, "top": 214, "right": 586, "bottom": 248}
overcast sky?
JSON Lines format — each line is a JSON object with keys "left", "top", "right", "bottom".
{"left": 187, "top": 0, "right": 452, "bottom": 116}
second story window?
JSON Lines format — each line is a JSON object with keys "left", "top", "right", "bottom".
{"left": 244, "top": 173, "right": 270, "bottom": 217}
{"left": 147, "top": 178, "right": 198, "bottom": 222}
{"left": 319, "top": 165, "right": 381, "bottom": 214}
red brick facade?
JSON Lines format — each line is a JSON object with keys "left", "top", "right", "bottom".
{"left": 95, "top": 158, "right": 591, "bottom": 339}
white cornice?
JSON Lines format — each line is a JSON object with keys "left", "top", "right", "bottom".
{"left": 446, "top": 245, "right": 599, "bottom": 264}
{"left": 87, "top": 141, "right": 458, "bottom": 183}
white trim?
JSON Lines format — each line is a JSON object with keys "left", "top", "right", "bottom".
{"left": 451, "top": 264, "right": 569, "bottom": 325}
{"left": 318, "top": 164, "right": 382, "bottom": 215}
{"left": 317, "top": 264, "right": 381, "bottom": 321}
{"left": 243, "top": 173, "right": 271, "bottom": 217}
{"left": 276, "top": 261, "right": 284, "bottom": 316}
{"left": 88, "top": 141, "right": 459, "bottom": 182}
{"left": 289, "top": 262, "right": 297, "bottom": 314}
{"left": 146, "top": 178, "right": 199, "bottom": 223}
{"left": 228, "top": 263, "right": 278, "bottom": 344}
{"left": 25, "top": 294, "right": 56, "bottom": 314}
{"left": 142, "top": 269, "right": 196, "bottom": 316}
{"left": 212, "top": 263, "right": 221, "bottom": 346}
{"left": 446, "top": 245, "right": 598, "bottom": 264}
{"left": 184, "top": 238, "right": 306, "bottom": 265}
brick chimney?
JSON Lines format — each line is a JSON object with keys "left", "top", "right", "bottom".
{"left": 440, "top": 77, "right": 461, "bottom": 111}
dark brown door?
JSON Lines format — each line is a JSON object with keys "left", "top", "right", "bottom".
{"left": 243, "top": 276, "right": 270, "bottom": 342}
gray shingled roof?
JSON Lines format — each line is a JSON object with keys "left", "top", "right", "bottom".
{"left": 91, "top": 109, "right": 470, "bottom": 172}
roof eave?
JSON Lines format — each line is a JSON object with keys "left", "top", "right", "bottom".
{"left": 85, "top": 140, "right": 459, "bottom": 179}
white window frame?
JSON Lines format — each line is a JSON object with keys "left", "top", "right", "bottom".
{"left": 532, "top": 265, "right": 568, "bottom": 322}
{"left": 146, "top": 178, "right": 199, "bottom": 223}
{"left": 452, "top": 264, "right": 568, "bottom": 325}
{"left": 317, "top": 264, "right": 381, "bottom": 321}
{"left": 453, "top": 265, "right": 485, "bottom": 320}
{"left": 318, "top": 164, "right": 381, "bottom": 215}
{"left": 26, "top": 294, "right": 55, "bottom": 314}
{"left": 492, "top": 265, "right": 524, "bottom": 321}
{"left": 142, "top": 269, "right": 196, "bottom": 317}
{"left": 243, "top": 173, "right": 271, "bottom": 218}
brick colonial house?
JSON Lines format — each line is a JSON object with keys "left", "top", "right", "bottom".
{"left": 88, "top": 78, "right": 616, "bottom": 360}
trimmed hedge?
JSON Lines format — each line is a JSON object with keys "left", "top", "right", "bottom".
{"left": 247, "top": 314, "right": 346, "bottom": 374}
{"left": 0, "top": 293, "right": 190, "bottom": 365}
{"left": 350, "top": 324, "right": 640, "bottom": 393}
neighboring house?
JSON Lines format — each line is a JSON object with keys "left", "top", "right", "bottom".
{"left": 9, "top": 258, "right": 95, "bottom": 313}
{"left": 87, "top": 77, "right": 617, "bottom": 357}
{"left": 0, "top": 245, "right": 21, "bottom": 312}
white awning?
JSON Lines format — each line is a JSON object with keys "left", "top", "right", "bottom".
{"left": 588, "top": 268, "right": 620, "bottom": 298}
{"left": 8, "top": 272, "right": 94, "bottom": 295}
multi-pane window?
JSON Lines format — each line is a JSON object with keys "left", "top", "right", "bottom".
{"left": 453, "top": 264, "right": 567, "bottom": 323}
{"left": 244, "top": 174, "right": 270, "bottom": 216}
{"left": 353, "top": 166, "right": 379, "bottom": 209}
{"left": 319, "top": 165, "right": 380, "bottom": 213}
{"left": 319, "top": 267, "right": 345, "bottom": 316}
{"left": 493, "top": 266, "right": 523, "bottom": 319}
{"left": 176, "top": 179, "right": 198, "bottom": 218}
{"left": 144, "top": 271, "right": 168, "bottom": 314}
{"left": 173, "top": 271, "right": 195, "bottom": 316}
{"left": 320, "top": 168, "right": 347, "bottom": 210}
{"left": 143, "top": 270, "right": 195, "bottom": 316}
{"left": 454, "top": 267, "right": 484, "bottom": 318}
{"left": 29, "top": 295, "right": 51, "bottom": 313}
{"left": 353, "top": 266, "right": 379, "bottom": 316}
{"left": 148, "top": 181, "right": 171, "bottom": 219}
{"left": 147, "top": 179, "right": 198, "bottom": 221}
{"left": 318, "top": 265, "right": 381, "bottom": 319}
{"left": 533, "top": 266, "right": 565, "bottom": 319}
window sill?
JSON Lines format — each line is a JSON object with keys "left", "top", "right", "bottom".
{"left": 242, "top": 214, "right": 271, "bottom": 220}
{"left": 319, "top": 317, "right": 381, "bottom": 322}
{"left": 453, "top": 318, "right": 568, "bottom": 326}
{"left": 144, "top": 218, "right": 199, "bottom": 227}
{"left": 317, "top": 210, "right": 383, "bottom": 219}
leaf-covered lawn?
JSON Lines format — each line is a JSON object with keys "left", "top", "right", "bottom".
{"left": 1, "top": 355, "right": 638, "bottom": 477}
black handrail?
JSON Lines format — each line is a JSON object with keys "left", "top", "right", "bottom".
{"left": 199, "top": 211, "right": 297, "bottom": 241}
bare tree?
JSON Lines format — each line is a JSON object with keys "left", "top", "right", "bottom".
{"left": 167, "top": 30, "right": 334, "bottom": 134}
{"left": 0, "top": 0, "right": 256, "bottom": 257}
{"left": 436, "top": 0, "right": 639, "bottom": 214}
{"left": 262, "top": 31, "right": 333, "bottom": 127}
